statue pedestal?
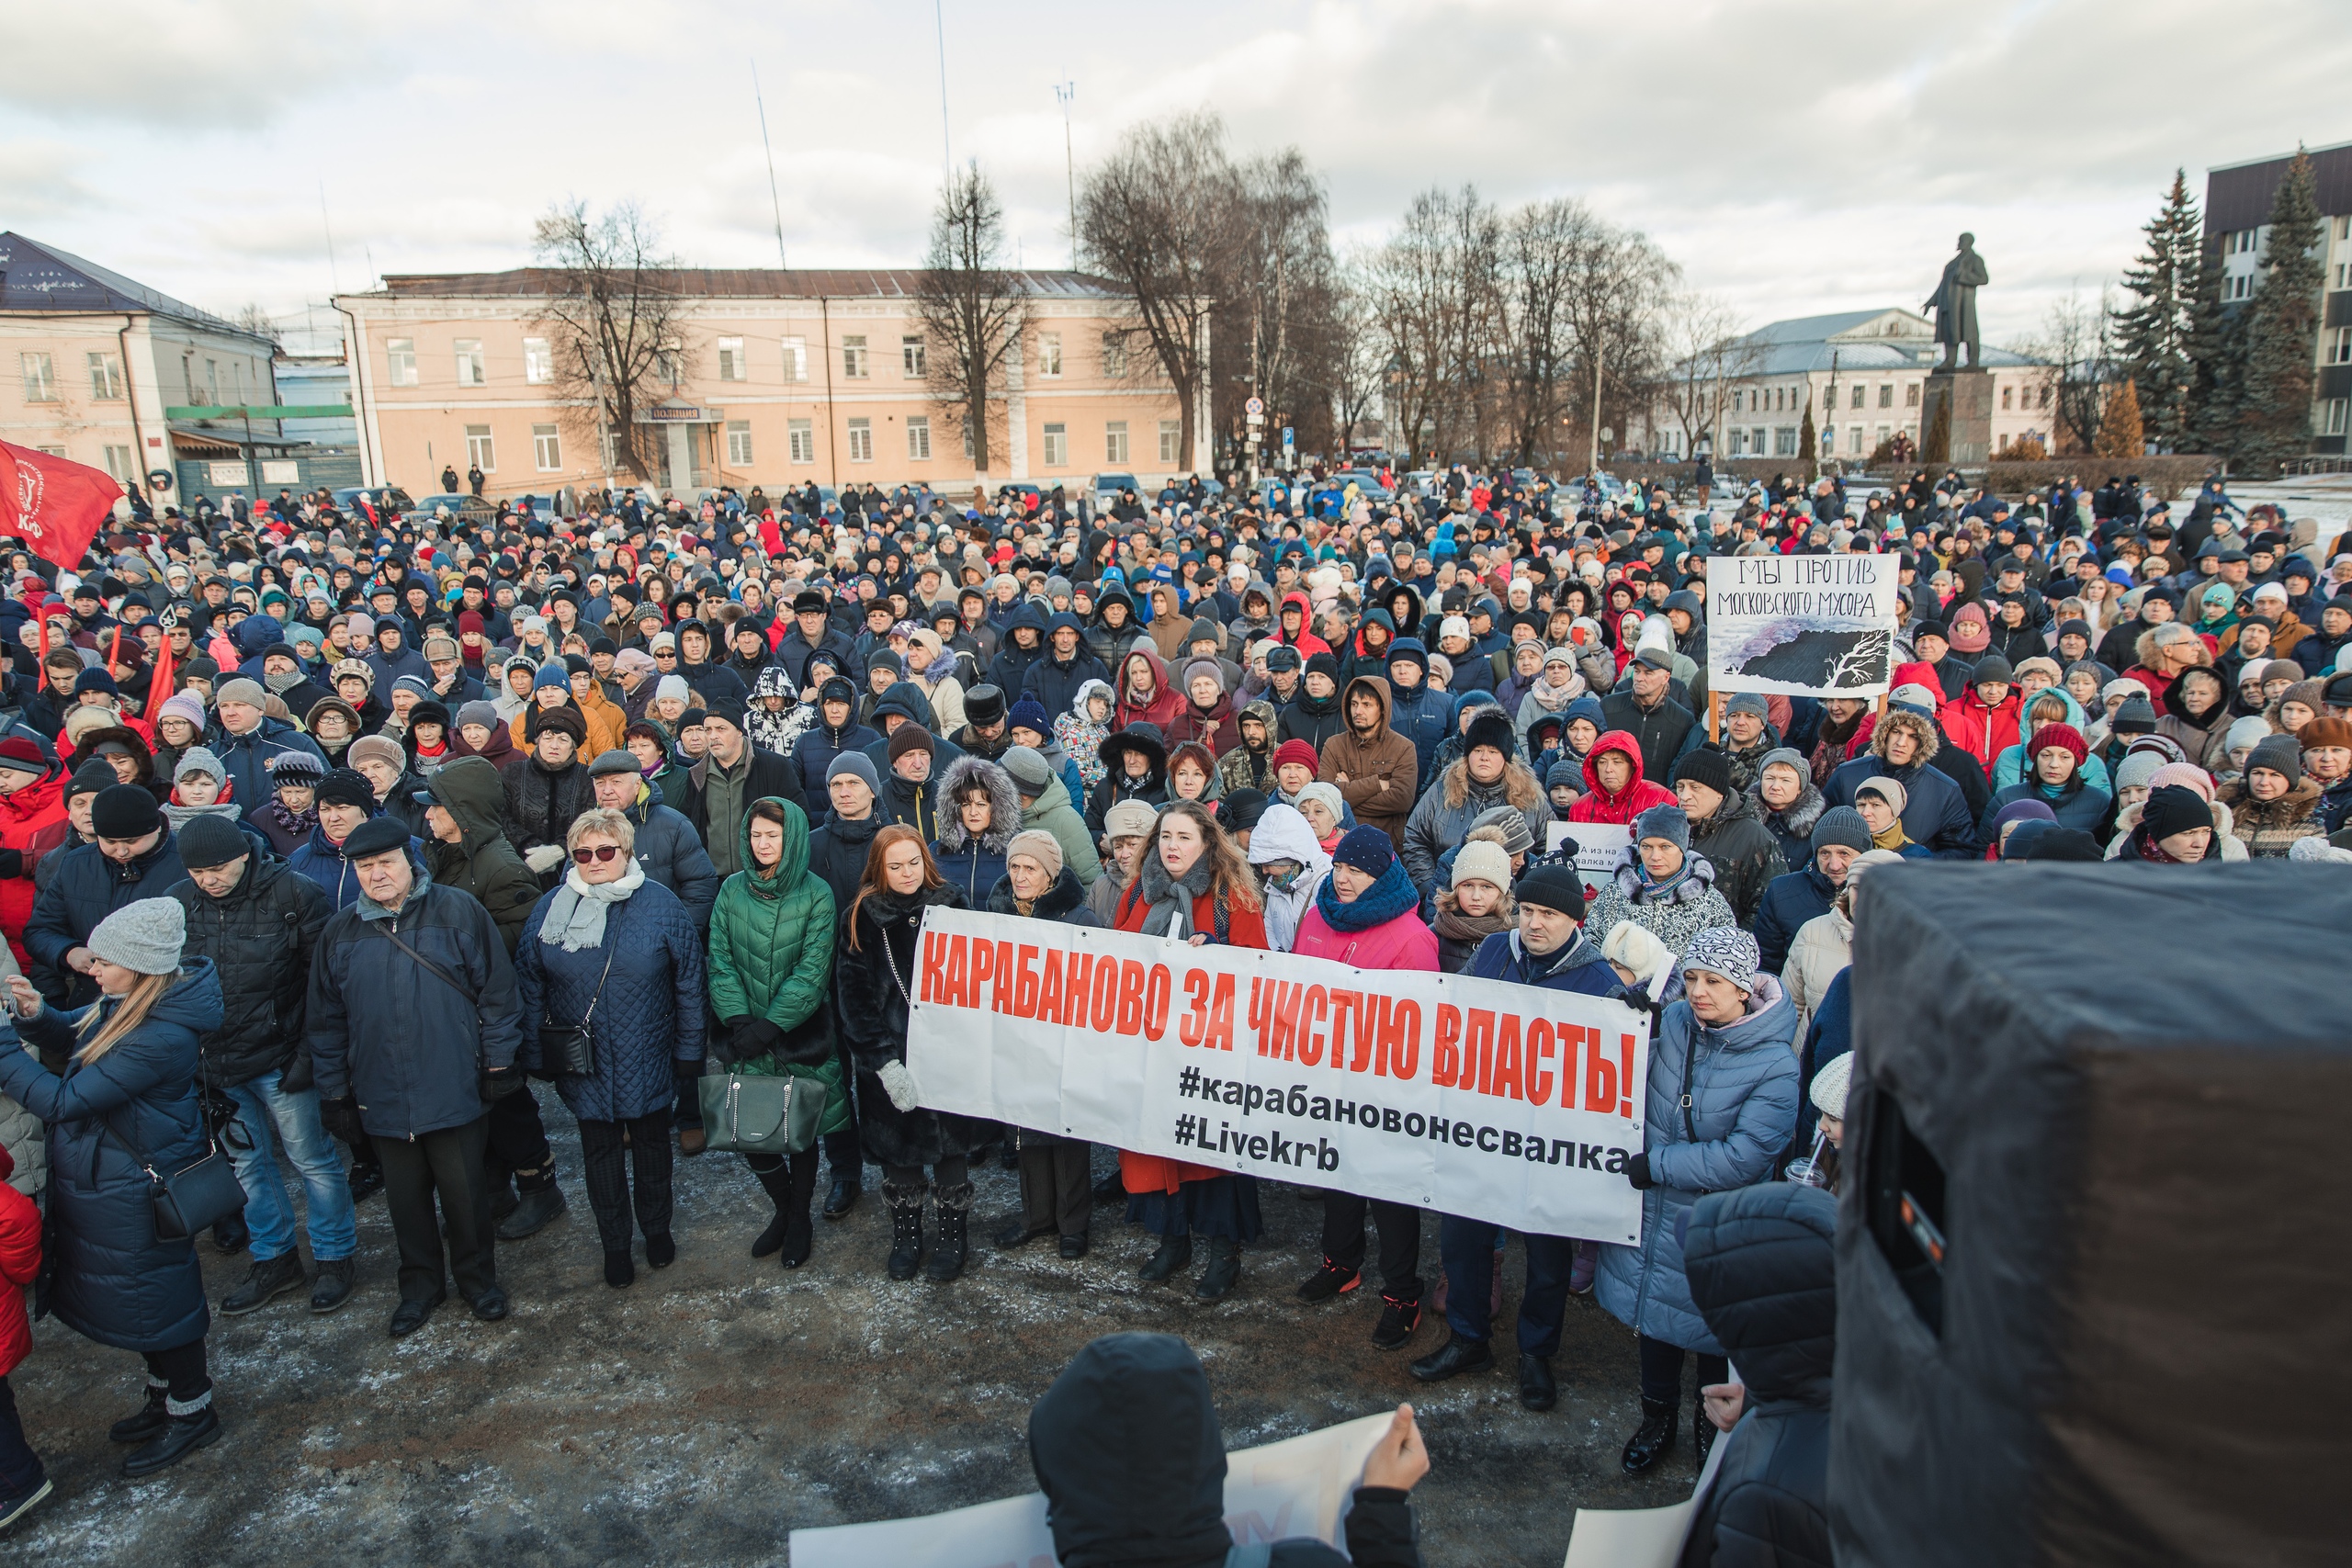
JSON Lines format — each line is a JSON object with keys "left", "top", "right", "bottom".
{"left": 1922, "top": 369, "right": 1994, "bottom": 467}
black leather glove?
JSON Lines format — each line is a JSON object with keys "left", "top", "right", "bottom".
{"left": 481, "top": 1066, "right": 525, "bottom": 1100}
{"left": 672, "top": 1056, "right": 703, "bottom": 1077}
{"left": 319, "top": 1095, "right": 365, "bottom": 1145}
{"left": 733, "top": 1018, "right": 784, "bottom": 1059}
{"left": 0, "top": 848, "right": 24, "bottom": 880}
{"left": 1625, "top": 1151, "right": 1654, "bottom": 1190}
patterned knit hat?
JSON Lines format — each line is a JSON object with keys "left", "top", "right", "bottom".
{"left": 1680, "top": 926, "right": 1759, "bottom": 994}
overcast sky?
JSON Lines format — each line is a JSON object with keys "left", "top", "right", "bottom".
{"left": 6, "top": 0, "right": 2347, "bottom": 351}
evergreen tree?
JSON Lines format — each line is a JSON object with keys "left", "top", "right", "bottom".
{"left": 2115, "top": 170, "right": 2201, "bottom": 450}
{"left": 1799, "top": 398, "right": 1816, "bottom": 477}
{"left": 2183, "top": 241, "right": 2233, "bottom": 457}
{"left": 2238, "top": 148, "right": 2324, "bottom": 469}
{"left": 2095, "top": 378, "right": 2143, "bottom": 457}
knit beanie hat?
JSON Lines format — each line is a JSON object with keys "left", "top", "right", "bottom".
{"left": 1102, "top": 798, "right": 1159, "bottom": 840}
{"left": 1810, "top": 806, "right": 1872, "bottom": 857}
{"left": 1809, "top": 1053, "right": 1853, "bottom": 1120}
{"left": 655, "top": 674, "right": 691, "bottom": 705}
{"left": 1272, "top": 739, "right": 1321, "bottom": 776}
{"left": 213, "top": 676, "right": 266, "bottom": 709}
{"left": 1681, "top": 926, "right": 1760, "bottom": 994}
{"left": 1001, "top": 744, "right": 1055, "bottom": 795}
{"left": 702, "top": 696, "right": 749, "bottom": 733}
{"left": 1758, "top": 747, "right": 1808, "bottom": 785}
{"left": 0, "top": 737, "right": 46, "bottom": 778}
{"left": 457, "top": 699, "right": 502, "bottom": 731}
{"left": 1008, "top": 697, "right": 1053, "bottom": 737}
{"left": 2246, "top": 733, "right": 2303, "bottom": 787}
{"left": 2143, "top": 784, "right": 2214, "bottom": 840}
{"left": 2147, "top": 761, "right": 2215, "bottom": 801}
{"left": 66, "top": 760, "right": 117, "bottom": 802}
{"left": 1331, "top": 824, "right": 1396, "bottom": 877}
{"left": 1451, "top": 839, "right": 1513, "bottom": 893}
{"left": 176, "top": 813, "right": 251, "bottom": 870}
{"left": 2113, "top": 750, "right": 2166, "bottom": 794}
{"left": 1971, "top": 654, "right": 2014, "bottom": 688}
{"left": 2024, "top": 826, "right": 2104, "bottom": 862}
{"left": 1856, "top": 775, "right": 1908, "bottom": 816}
{"left": 1547, "top": 758, "right": 1585, "bottom": 792}
{"left": 2223, "top": 716, "right": 2274, "bottom": 756}
{"left": 1671, "top": 748, "right": 1732, "bottom": 799}
{"left": 1464, "top": 805, "right": 1537, "bottom": 857}
{"left": 172, "top": 746, "right": 224, "bottom": 785}
{"left": 2025, "top": 724, "right": 2087, "bottom": 765}
{"left": 887, "top": 724, "right": 935, "bottom": 764}
{"left": 156, "top": 691, "right": 209, "bottom": 733}
{"left": 1463, "top": 709, "right": 1517, "bottom": 761}
{"left": 348, "top": 735, "right": 405, "bottom": 776}
{"left": 87, "top": 897, "right": 186, "bottom": 976}
{"left": 825, "top": 752, "right": 880, "bottom": 795}
{"left": 91, "top": 783, "right": 161, "bottom": 840}
{"left": 1005, "top": 829, "right": 1065, "bottom": 881}
{"left": 533, "top": 661, "right": 571, "bottom": 692}
{"left": 1512, "top": 863, "right": 1587, "bottom": 919}
{"left": 1634, "top": 803, "right": 1690, "bottom": 852}
{"left": 1722, "top": 691, "right": 1770, "bottom": 720}
{"left": 2109, "top": 694, "right": 2160, "bottom": 737}
{"left": 314, "top": 768, "right": 376, "bottom": 810}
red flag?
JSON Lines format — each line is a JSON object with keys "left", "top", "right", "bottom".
{"left": 146, "top": 619, "right": 177, "bottom": 721}
{"left": 0, "top": 441, "right": 120, "bottom": 570}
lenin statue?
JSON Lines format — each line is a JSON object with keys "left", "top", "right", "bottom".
{"left": 1925, "top": 233, "right": 1988, "bottom": 369}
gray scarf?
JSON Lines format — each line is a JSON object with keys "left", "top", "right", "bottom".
{"left": 1136, "top": 851, "right": 1214, "bottom": 939}
{"left": 540, "top": 859, "right": 645, "bottom": 952}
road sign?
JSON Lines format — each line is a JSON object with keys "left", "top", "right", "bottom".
{"left": 1245, "top": 397, "right": 1265, "bottom": 415}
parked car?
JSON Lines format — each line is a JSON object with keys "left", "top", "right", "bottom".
{"left": 400, "top": 492, "right": 496, "bottom": 522}
{"left": 332, "top": 485, "right": 415, "bottom": 517}
{"left": 1091, "top": 471, "right": 1142, "bottom": 512}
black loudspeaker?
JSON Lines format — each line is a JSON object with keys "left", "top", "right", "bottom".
{"left": 1831, "top": 862, "right": 2348, "bottom": 1568}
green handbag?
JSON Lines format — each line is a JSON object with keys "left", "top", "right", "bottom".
{"left": 697, "top": 1060, "right": 825, "bottom": 1156}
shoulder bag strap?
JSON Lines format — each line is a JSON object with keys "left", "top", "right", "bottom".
{"left": 377, "top": 923, "right": 478, "bottom": 1008}
{"left": 576, "top": 941, "right": 619, "bottom": 1027}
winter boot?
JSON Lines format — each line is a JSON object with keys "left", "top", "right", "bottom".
{"left": 1621, "top": 1396, "right": 1678, "bottom": 1474}
{"left": 1693, "top": 1388, "right": 1718, "bottom": 1472}
{"left": 109, "top": 1382, "right": 171, "bottom": 1445}
{"left": 925, "top": 1181, "right": 973, "bottom": 1282}
{"left": 1193, "top": 1235, "right": 1241, "bottom": 1300}
{"left": 220, "top": 1251, "right": 306, "bottom": 1315}
{"left": 1138, "top": 1232, "right": 1192, "bottom": 1280}
{"left": 488, "top": 1168, "right": 519, "bottom": 1223}
{"left": 777, "top": 1154, "right": 819, "bottom": 1269}
{"left": 884, "top": 1181, "right": 927, "bottom": 1280}
{"left": 604, "top": 1249, "right": 636, "bottom": 1289}
{"left": 121, "top": 1405, "right": 220, "bottom": 1479}
{"left": 309, "top": 1258, "right": 356, "bottom": 1314}
{"left": 497, "top": 1174, "right": 566, "bottom": 1240}
{"left": 750, "top": 1161, "right": 797, "bottom": 1258}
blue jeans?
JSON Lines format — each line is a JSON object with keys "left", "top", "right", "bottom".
{"left": 224, "top": 1069, "right": 357, "bottom": 1262}
{"left": 1438, "top": 1214, "right": 1577, "bottom": 1356}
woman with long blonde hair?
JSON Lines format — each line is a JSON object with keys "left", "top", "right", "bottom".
{"left": 0, "top": 899, "right": 228, "bottom": 1480}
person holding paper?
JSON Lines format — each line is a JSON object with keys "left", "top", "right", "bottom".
{"left": 1029, "top": 1332, "right": 1429, "bottom": 1568}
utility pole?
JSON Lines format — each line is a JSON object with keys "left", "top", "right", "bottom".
{"left": 752, "top": 60, "right": 789, "bottom": 270}
{"left": 1055, "top": 78, "right": 1077, "bottom": 271}
{"left": 933, "top": 0, "right": 952, "bottom": 180}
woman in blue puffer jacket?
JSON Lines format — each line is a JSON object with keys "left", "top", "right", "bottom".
{"left": 0, "top": 900, "right": 229, "bottom": 1479}
{"left": 1597, "top": 925, "right": 1799, "bottom": 1481}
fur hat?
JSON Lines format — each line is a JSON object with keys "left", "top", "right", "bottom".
{"left": 1463, "top": 709, "right": 1517, "bottom": 761}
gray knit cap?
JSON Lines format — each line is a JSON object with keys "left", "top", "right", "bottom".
{"left": 1758, "top": 747, "right": 1808, "bottom": 782}
{"left": 87, "top": 897, "right": 187, "bottom": 976}
{"left": 1680, "top": 926, "right": 1759, "bottom": 994}
{"left": 1001, "top": 744, "right": 1056, "bottom": 795}
{"left": 1810, "top": 805, "right": 1873, "bottom": 857}
{"left": 173, "top": 746, "right": 224, "bottom": 784}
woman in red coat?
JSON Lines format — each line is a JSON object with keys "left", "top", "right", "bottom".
{"left": 0, "top": 741, "right": 69, "bottom": 973}
{"left": 0, "top": 1141, "right": 45, "bottom": 1525}
{"left": 1113, "top": 800, "right": 1266, "bottom": 1299}
{"left": 1114, "top": 646, "right": 1186, "bottom": 735}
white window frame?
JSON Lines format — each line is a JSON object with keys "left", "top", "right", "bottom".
{"left": 1104, "top": 421, "right": 1129, "bottom": 465}
{"left": 782, "top": 337, "right": 808, "bottom": 381}
{"left": 2331, "top": 328, "right": 2352, "bottom": 366}
{"left": 454, "top": 339, "right": 486, "bottom": 387}
{"left": 1159, "top": 419, "right": 1182, "bottom": 464}
{"left": 845, "top": 416, "right": 873, "bottom": 462}
{"left": 19, "top": 353, "right": 55, "bottom": 403}
{"left": 2325, "top": 399, "right": 2350, "bottom": 437}
{"left": 842, "top": 336, "right": 869, "bottom": 378}
{"left": 1038, "top": 333, "right": 1062, "bottom": 378}
{"left": 387, "top": 338, "right": 418, "bottom": 387}
{"left": 523, "top": 337, "right": 553, "bottom": 385}
{"left": 1102, "top": 333, "right": 1127, "bottom": 378}
{"left": 1042, "top": 422, "right": 1067, "bottom": 467}
{"left": 726, "top": 419, "right": 754, "bottom": 466}
{"left": 906, "top": 416, "right": 933, "bottom": 460}
{"left": 718, "top": 337, "right": 746, "bottom": 382}
{"left": 902, "top": 336, "right": 926, "bottom": 378}
{"left": 101, "top": 444, "right": 134, "bottom": 479}
{"left": 533, "top": 423, "right": 562, "bottom": 471}
{"left": 86, "top": 352, "right": 124, "bottom": 400}
{"left": 788, "top": 419, "right": 815, "bottom": 463}
{"left": 465, "top": 423, "right": 495, "bottom": 471}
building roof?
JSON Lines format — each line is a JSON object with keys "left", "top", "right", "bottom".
{"left": 1722, "top": 307, "right": 2041, "bottom": 376}
{"left": 2205, "top": 141, "right": 2352, "bottom": 233}
{"left": 0, "top": 232, "right": 260, "bottom": 339}
{"left": 361, "top": 267, "right": 1127, "bottom": 302}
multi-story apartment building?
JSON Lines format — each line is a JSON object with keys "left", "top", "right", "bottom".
{"left": 2206, "top": 141, "right": 2352, "bottom": 454}
{"left": 334, "top": 268, "right": 1195, "bottom": 500}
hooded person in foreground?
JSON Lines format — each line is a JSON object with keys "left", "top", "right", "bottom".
{"left": 1028, "top": 1331, "right": 1430, "bottom": 1568}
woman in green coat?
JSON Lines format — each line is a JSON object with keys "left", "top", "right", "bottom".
{"left": 707, "top": 796, "right": 852, "bottom": 1269}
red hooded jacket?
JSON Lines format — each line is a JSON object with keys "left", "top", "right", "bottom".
{"left": 0, "top": 1144, "right": 36, "bottom": 1378}
{"left": 1114, "top": 645, "right": 1186, "bottom": 734}
{"left": 0, "top": 766, "right": 70, "bottom": 968}
{"left": 1270, "top": 591, "right": 1333, "bottom": 660}
{"left": 1568, "top": 729, "right": 1677, "bottom": 826}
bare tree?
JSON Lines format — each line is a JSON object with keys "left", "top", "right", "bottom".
{"left": 1366, "top": 186, "right": 1503, "bottom": 466}
{"left": 531, "top": 200, "right": 681, "bottom": 480}
{"left": 1329, "top": 255, "right": 1388, "bottom": 455}
{"left": 1078, "top": 112, "right": 1238, "bottom": 469}
{"left": 1217, "top": 147, "right": 1340, "bottom": 462}
{"left": 1498, "top": 198, "right": 1595, "bottom": 466}
{"left": 2020, "top": 288, "right": 2114, "bottom": 457}
{"left": 1557, "top": 219, "right": 1678, "bottom": 474}
{"left": 1656, "top": 291, "right": 1757, "bottom": 457}
{"left": 229, "top": 304, "right": 283, "bottom": 348}
{"left": 913, "top": 164, "right": 1031, "bottom": 479}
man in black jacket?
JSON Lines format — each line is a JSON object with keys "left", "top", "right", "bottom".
{"left": 170, "top": 815, "right": 352, "bottom": 1315}
{"left": 682, "top": 697, "right": 803, "bottom": 879}
{"left": 1601, "top": 649, "right": 1699, "bottom": 784}
{"left": 776, "top": 588, "right": 859, "bottom": 691}
{"left": 309, "top": 818, "right": 522, "bottom": 1337}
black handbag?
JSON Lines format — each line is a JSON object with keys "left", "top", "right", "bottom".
{"left": 100, "top": 1106, "right": 248, "bottom": 1244}
{"left": 536, "top": 942, "right": 616, "bottom": 1078}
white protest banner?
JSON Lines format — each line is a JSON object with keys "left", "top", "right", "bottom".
{"left": 1706, "top": 552, "right": 1898, "bottom": 698}
{"left": 789, "top": 1412, "right": 1392, "bottom": 1568}
{"left": 906, "top": 908, "right": 1648, "bottom": 1244}
{"left": 1545, "top": 822, "right": 1633, "bottom": 905}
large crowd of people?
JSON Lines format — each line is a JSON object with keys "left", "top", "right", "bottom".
{"left": 1, "top": 459, "right": 2346, "bottom": 1555}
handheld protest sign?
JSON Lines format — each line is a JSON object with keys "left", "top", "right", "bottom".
{"left": 1706, "top": 553, "right": 1897, "bottom": 698}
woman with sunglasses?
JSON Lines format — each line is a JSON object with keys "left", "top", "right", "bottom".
{"left": 514, "top": 807, "right": 706, "bottom": 1289}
